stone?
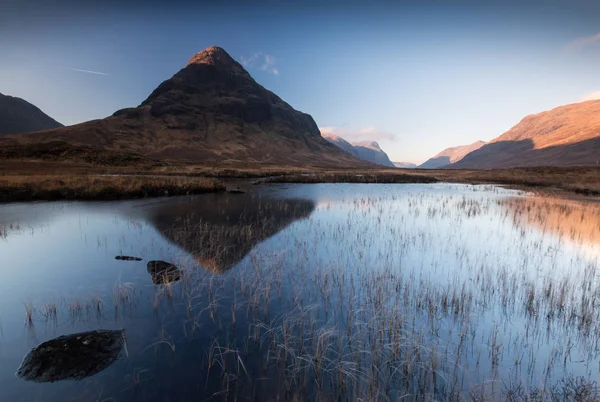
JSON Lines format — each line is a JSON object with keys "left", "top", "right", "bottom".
{"left": 16, "top": 330, "right": 125, "bottom": 382}
{"left": 146, "top": 260, "right": 181, "bottom": 284}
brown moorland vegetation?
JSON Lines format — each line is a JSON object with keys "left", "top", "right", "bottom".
{"left": 0, "top": 174, "right": 224, "bottom": 202}
{"left": 1, "top": 159, "right": 599, "bottom": 202}
{"left": 423, "top": 166, "right": 600, "bottom": 196}
{"left": 255, "top": 172, "right": 438, "bottom": 184}
{"left": 245, "top": 166, "right": 600, "bottom": 196}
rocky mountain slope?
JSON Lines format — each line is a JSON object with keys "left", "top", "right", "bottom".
{"left": 0, "top": 47, "right": 365, "bottom": 168}
{"left": 321, "top": 134, "right": 357, "bottom": 156}
{"left": 418, "top": 141, "right": 486, "bottom": 169}
{"left": 322, "top": 134, "right": 394, "bottom": 167}
{"left": 392, "top": 162, "right": 417, "bottom": 168}
{"left": 0, "top": 93, "right": 62, "bottom": 135}
{"left": 450, "top": 100, "right": 600, "bottom": 169}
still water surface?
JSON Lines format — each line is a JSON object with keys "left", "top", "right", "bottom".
{"left": 0, "top": 184, "right": 599, "bottom": 401}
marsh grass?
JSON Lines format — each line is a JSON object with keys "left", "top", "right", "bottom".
{"left": 22, "top": 288, "right": 140, "bottom": 326}
{"left": 249, "top": 166, "right": 600, "bottom": 196}
{"left": 23, "top": 301, "right": 34, "bottom": 324}
{"left": 119, "top": 188, "right": 597, "bottom": 400}
{"left": 2, "top": 164, "right": 598, "bottom": 205}
{"left": 0, "top": 175, "right": 224, "bottom": 202}
{"left": 417, "top": 166, "right": 600, "bottom": 196}
{"left": 20, "top": 185, "right": 600, "bottom": 400}
{"left": 257, "top": 172, "right": 438, "bottom": 184}
{"left": 113, "top": 283, "right": 137, "bottom": 308}
{"left": 40, "top": 300, "right": 58, "bottom": 321}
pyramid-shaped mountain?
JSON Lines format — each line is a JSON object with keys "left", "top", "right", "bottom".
{"left": 1, "top": 46, "right": 365, "bottom": 167}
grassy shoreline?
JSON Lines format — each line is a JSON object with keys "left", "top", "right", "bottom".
{"left": 425, "top": 166, "right": 600, "bottom": 197}
{"left": 1, "top": 161, "right": 599, "bottom": 202}
{"left": 254, "top": 172, "right": 438, "bottom": 184}
{"left": 0, "top": 175, "right": 225, "bottom": 202}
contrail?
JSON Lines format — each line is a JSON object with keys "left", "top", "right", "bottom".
{"left": 69, "top": 68, "right": 110, "bottom": 76}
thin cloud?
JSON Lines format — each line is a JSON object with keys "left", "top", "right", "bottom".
{"left": 581, "top": 90, "right": 600, "bottom": 101}
{"left": 320, "top": 126, "right": 396, "bottom": 142}
{"left": 319, "top": 126, "right": 336, "bottom": 134}
{"left": 357, "top": 126, "right": 395, "bottom": 141}
{"left": 240, "top": 53, "right": 279, "bottom": 75}
{"left": 70, "top": 68, "right": 110, "bottom": 76}
{"left": 564, "top": 32, "right": 600, "bottom": 52}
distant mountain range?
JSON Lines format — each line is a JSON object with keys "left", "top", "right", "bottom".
{"left": 418, "top": 141, "right": 486, "bottom": 169}
{"left": 321, "top": 133, "right": 394, "bottom": 167}
{"left": 0, "top": 46, "right": 366, "bottom": 168}
{"left": 393, "top": 162, "right": 417, "bottom": 168}
{"left": 418, "top": 100, "right": 600, "bottom": 169}
{"left": 3, "top": 47, "right": 600, "bottom": 171}
{"left": 449, "top": 100, "right": 600, "bottom": 169}
{"left": 0, "top": 93, "right": 63, "bottom": 135}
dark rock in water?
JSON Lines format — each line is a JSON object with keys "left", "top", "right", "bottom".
{"left": 147, "top": 260, "right": 177, "bottom": 272}
{"left": 115, "top": 255, "right": 143, "bottom": 261}
{"left": 147, "top": 260, "right": 181, "bottom": 284}
{"left": 227, "top": 187, "right": 245, "bottom": 194}
{"left": 16, "top": 329, "right": 125, "bottom": 383}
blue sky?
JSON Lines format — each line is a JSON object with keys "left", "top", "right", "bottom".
{"left": 2, "top": 0, "right": 600, "bottom": 163}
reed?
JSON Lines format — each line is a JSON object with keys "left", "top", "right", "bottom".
{"left": 0, "top": 175, "right": 225, "bottom": 202}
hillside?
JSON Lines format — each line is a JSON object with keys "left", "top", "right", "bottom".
{"left": 393, "top": 162, "right": 417, "bottom": 168}
{"left": 352, "top": 141, "right": 395, "bottom": 167}
{"left": 450, "top": 100, "right": 600, "bottom": 169}
{"left": 321, "top": 133, "right": 394, "bottom": 167}
{"left": 418, "top": 141, "right": 486, "bottom": 169}
{"left": 0, "top": 93, "right": 63, "bottom": 135}
{"left": 321, "top": 134, "right": 357, "bottom": 156}
{"left": 0, "top": 47, "right": 366, "bottom": 169}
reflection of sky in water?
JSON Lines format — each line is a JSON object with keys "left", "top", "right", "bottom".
{"left": 265, "top": 185, "right": 600, "bottom": 386}
{"left": 0, "top": 184, "right": 599, "bottom": 401}
{"left": 1, "top": 204, "right": 176, "bottom": 305}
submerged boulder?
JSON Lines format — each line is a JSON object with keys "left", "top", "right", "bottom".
{"left": 16, "top": 329, "right": 125, "bottom": 383}
{"left": 115, "top": 255, "right": 143, "bottom": 261}
{"left": 146, "top": 260, "right": 181, "bottom": 284}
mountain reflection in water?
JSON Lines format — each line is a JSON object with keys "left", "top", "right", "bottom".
{"left": 500, "top": 196, "right": 600, "bottom": 255}
{"left": 144, "top": 193, "right": 315, "bottom": 272}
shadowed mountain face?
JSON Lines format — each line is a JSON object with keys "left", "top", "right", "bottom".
{"left": 0, "top": 93, "right": 62, "bottom": 135}
{"left": 393, "top": 162, "right": 417, "bottom": 168}
{"left": 450, "top": 100, "right": 600, "bottom": 169}
{"left": 1, "top": 47, "right": 365, "bottom": 168}
{"left": 322, "top": 134, "right": 394, "bottom": 167}
{"left": 144, "top": 193, "right": 315, "bottom": 273}
{"left": 322, "top": 134, "right": 357, "bottom": 156}
{"left": 451, "top": 137, "right": 600, "bottom": 169}
{"left": 352, "top": 141, "right": 395, "bottom": 167}
{"left": 418, "top": 141, "right": 485, "bottom": 169}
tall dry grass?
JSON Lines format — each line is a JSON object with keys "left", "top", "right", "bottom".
{"left": 0, "top": 175, "right": 224, "bottom": 202}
